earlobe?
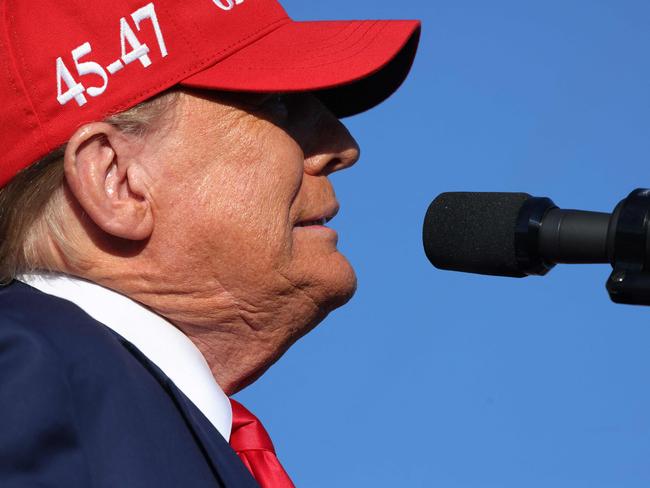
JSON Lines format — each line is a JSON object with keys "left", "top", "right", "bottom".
{"left": 64, "top": 122, "right": 154, "bottom": 241}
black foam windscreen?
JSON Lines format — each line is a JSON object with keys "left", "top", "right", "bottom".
{"left": 423, "top": 192, "right": 532, "bottom": 278}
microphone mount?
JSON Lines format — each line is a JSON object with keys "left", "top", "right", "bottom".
{"left": 510, "top": 189, "right": 650, "bottom": 306}
{"left": 605, "top": 189, "right": 650, "bottom": 306}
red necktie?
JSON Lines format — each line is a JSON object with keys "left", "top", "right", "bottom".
{"left": 229, "top": 399, "right": 296, "bottom": 488}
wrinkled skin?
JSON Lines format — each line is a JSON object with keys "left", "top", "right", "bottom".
{"left": 59, "top": 90, "right": 360, "bottom": 393}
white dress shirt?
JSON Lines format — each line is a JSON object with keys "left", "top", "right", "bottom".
{"left": 17, "top": 273, "right": 233, "bottom": 441}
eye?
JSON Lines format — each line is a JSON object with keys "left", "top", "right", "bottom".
{"left": 257, "top": 94, "right": 289, "bottom": 122}
{"left": 268, "top": 94, "right": 289, "bottom": 120}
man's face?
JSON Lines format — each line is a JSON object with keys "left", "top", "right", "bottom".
{"left": 142, "top": 90, "right": 360, "bottom": 346}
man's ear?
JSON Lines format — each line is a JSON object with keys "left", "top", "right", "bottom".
{"left": 64, "top": 122, "right": 154, "bottom": 241}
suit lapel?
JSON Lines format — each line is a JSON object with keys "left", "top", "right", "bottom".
{"left": 118, "top": 337, "right": 260, "bottom": 488}
{"left": 168, "top": 384, "right": 261, "bottom": 488}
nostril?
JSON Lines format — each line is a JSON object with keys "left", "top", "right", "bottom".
{"left": 323, "top": 157, "right": 343, "bottom": 176}
{"left": 328, "top": 145, "right": 360, "bottom": 174}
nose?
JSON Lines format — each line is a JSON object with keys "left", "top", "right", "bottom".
{"left": 295, "top": 95, "right": 361, "bottom": 177}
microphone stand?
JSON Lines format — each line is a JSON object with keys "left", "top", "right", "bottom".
{"left": 605, "top": 189, "right": 650, "bottom": 306}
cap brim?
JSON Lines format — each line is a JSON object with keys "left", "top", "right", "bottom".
{"left": 180, "top": 19, "right": 421, "bottom": 118}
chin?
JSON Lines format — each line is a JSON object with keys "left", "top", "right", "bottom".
{"left": 327, "top": 257, "right": 357, "bottom": 309}
{"left": 308, "top": 251, "right": 358, "bottom": 317}
{"left": 290, "top": 227, "right": 356, "bottom": 307}
{"left": 232, "top": 255, "right": 356, "bottom": 394}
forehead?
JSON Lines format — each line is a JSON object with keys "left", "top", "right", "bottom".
{"left": 153, "top": 90, "right": 293, "bottom": 154}
{"left": 170, "top": 89, "right": 321, "bottom": 130}
{"left": 154, "top": 89, "right": 330, "bottom": 156}
{"left": 163, "top": 89, "right": 272, "bottom": 118}
{"left": 166, "top": 90, "right": 278, "bottom": 133}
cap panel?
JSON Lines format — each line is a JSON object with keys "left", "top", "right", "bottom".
{"left": 2, "top": 0, "right": 289, "bottom": 186}
{"left": 30, "top": 0, "right": 288, "bottom": 142}
{"left": 0, "top": 0, "right": 47, "bottom": 184}
{"left": 181, "top": 19, "right": 421, "bottom": 116}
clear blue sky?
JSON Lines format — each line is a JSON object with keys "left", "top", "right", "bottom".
{"left": 235, "top": 1, "right": 650, "bottom": 486}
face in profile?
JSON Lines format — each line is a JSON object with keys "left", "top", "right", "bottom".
{"left": 144, "top": 90, "right": 361, "bottom": 346}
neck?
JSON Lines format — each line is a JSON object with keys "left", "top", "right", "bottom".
{"left": 46, "top": 213, "right": 303, "bottom": 395}
{"left": 60, "top": 260, "right": 285, "bottom": 395}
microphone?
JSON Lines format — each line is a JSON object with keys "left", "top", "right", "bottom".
{"left": 422, "top": 189, "right": 650, "bottom": 306}
{"left": 423, "top": 192, "right": 613, "bottom": 277}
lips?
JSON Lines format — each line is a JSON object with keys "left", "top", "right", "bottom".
{"left": 294, "top": 203, "right": 339, "bottom": 228}
{"left": 295, "top": 218, "right": 327, "bottom": 227}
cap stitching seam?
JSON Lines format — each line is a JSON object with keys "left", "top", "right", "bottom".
{"left": 292, "top": 21, "right": 365, "bottom": 51}
{"left": 7, "top": 6, "right": 50, "bottom": 152}
{"left": 1, "top": 1, "right": 47, "bottom": 159}
{"left": 156, "top": 0, "right": 200, "bottom": 59}
{"left": 296, "top": 21, "right": 378, "bottom": 63}
{"left": 108, "top": 16, "right": 290, "bottom": 114}
{"left": 0, "top": 3, "right": 21, "bottom": 109}
{"left": 213, "top": 21, "right": 392, "bottom": 71}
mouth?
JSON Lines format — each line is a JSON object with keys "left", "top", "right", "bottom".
{"left": 294, "top": 204, "right": 339, "bottom": 228}
{"left": 295, "top": 217, "right": 329, "bottom": 227}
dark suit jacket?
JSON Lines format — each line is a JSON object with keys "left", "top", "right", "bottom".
{"left": 0, "top": 280, "right": 260, "bottom": 487}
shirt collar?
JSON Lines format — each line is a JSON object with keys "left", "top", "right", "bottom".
{"left": 17, "top": 273, "right": 233, "bottom": 441}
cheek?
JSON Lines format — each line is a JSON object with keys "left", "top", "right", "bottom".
{"left": 209, "top": 149, "right": 301, "bottom": 245}
{"left": 179, "top": 141, "right": 304, "bottom": 282}
{"left": 154, "top": 106, "right": 306, "bottom": 295}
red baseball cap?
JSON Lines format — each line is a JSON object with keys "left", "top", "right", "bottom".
{"left": 0, "top": 0, "right": 421, "bottom": 187}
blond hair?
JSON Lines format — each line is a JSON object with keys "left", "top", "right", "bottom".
{"left": 0, "top": 90, "right": 179, "bottom": 284}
